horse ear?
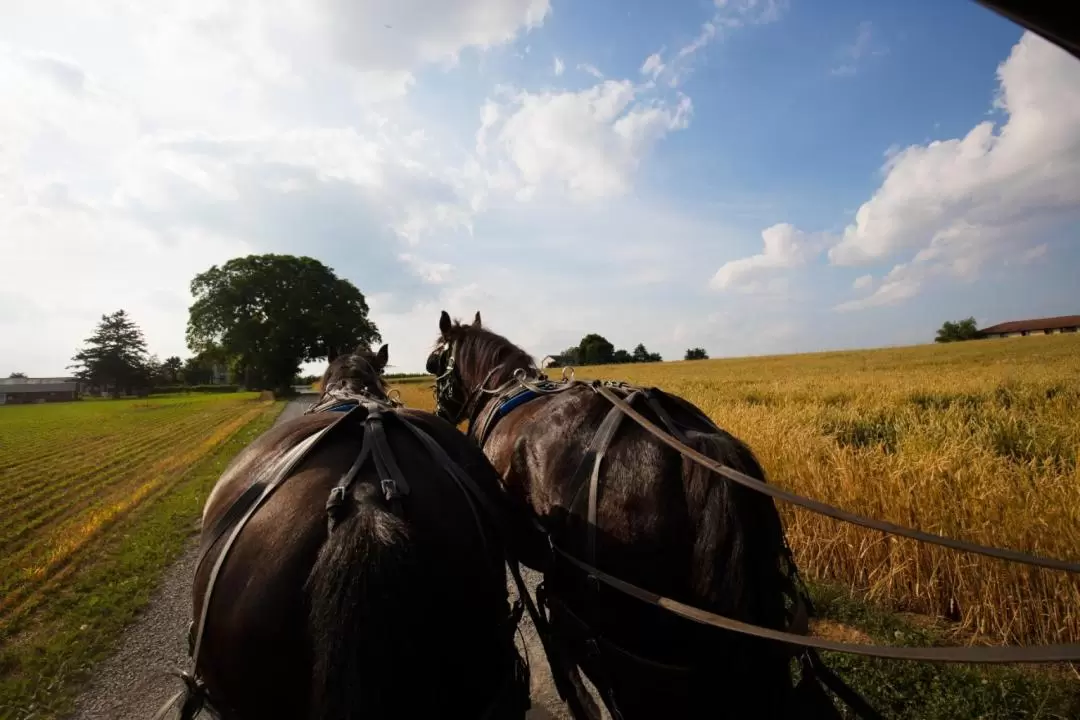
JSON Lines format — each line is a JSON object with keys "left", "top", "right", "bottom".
{"left": 439, "top": 310, "right": 452, "bottom": 336}
{"left": 473, "top": 311, "right": 482, "bottom": 328}
{"left": 374, "top": 344, "right": 389, "bottom": 370}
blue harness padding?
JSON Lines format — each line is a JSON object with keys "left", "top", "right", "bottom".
{"left": 324, "top": 401, "right": 360, "bottom": 412}
{"left": 493, "top": 389, "right": 538, "bottom": 419}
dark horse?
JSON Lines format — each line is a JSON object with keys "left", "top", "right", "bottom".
{"left": 161, "top": 344, "right": 533, "bottom": 720}
{"left": 427, "top": 312, "right": 838, "bottom": 720}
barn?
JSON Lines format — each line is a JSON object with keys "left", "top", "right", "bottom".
{"left": 978, "top": 315, "right": 1080, "bottom": 339}
{"left": 541, "top": 354, "right": 572, "bottom": 369}
{"left": 0, "top": 377, "right": 81, "bottom": 405}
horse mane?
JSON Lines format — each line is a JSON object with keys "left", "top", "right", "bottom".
{"left": 321, "top": 348, "right": 389, "bottom": 397}
{"left": 444, "top": 319, "right": 537, "bottom": 389}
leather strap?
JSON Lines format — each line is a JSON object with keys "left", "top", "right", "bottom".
{"left": 553, "top": 544, "right": 1080, "bottom": 663}
{"left": 803, "top": 648, "right": 884, "bottom": 720}
{"left": 325, "top": 420, "right": 373, "bottom": 525}
{"left": 566, "top": 390, "right": 636, "bottom": 564}
{"left": 368, "top": 411, "right": 411, "bottom": 505}
{"left": 190, "top": 409, "right": 353, "bottom": 670}
{"left": 592, "top": 383, "right": 1080, "bottom": 575}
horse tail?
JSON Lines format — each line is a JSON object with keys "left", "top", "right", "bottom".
{"left": 679, "top": 427, "right": 795, "bottom": 710}
{"left": 304, "top": 482, "right": 416, "bottom": 720}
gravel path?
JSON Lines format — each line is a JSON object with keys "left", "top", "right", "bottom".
{"left": 67, "top": 398, "right": 599, "bottom": 719}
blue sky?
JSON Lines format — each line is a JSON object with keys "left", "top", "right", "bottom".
{"left": 2, "top": 0, "right": 1078, "bottom": 376}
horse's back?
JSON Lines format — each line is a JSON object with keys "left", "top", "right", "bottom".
{"left": 192, "top": 405, "right": 527, "bottom": 719}
{"left": 487, "top": 382, "right": 799, "bottom": 718}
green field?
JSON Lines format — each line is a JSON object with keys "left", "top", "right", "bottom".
{"left": 0, "top": 393, "right": 285, "bottom": 720}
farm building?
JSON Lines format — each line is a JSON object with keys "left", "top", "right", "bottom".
{"left": 541, "top": 354, "right": 572, "bottom": 369}
{"left": 978, "top": 315, "right": 1080, "bottom": 339}
{"left": 0, "top": 377, "right": 81, "bottom": 405}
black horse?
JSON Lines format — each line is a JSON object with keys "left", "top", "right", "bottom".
{"left": 161, "top": 344, "right": 534, "bottom": 720}
{"left": 427, "top": 311, "right": 837, "bottom": 720}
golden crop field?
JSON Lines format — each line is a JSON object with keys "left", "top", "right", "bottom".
{"left": 0, "top": 393, "right": 278, "bottom": 639}
{"left": 391, "top": 334, "right": 1080, "bottom": 648}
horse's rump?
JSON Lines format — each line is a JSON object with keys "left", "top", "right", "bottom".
{"left": 487, "top": 381, "right": 803, "bottom": 715}
{"left": 191, "top": 405, "right": 528, "bottom": 720}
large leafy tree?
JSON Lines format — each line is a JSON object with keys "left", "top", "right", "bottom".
{"left": 69, "top": 309, "right": 150, "bottom": 394}
{"left": 186, "top": 254, "right": 380, "bottom": 392}
{"left": 577, "top": 333, "right": 615, "bottom": 365}
{"left": 935, "top": 317, "right": 980, "bottom": 343}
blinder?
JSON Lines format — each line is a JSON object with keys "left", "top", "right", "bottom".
{"left": 428, "top": 343, "right": 468, "bottom": 424}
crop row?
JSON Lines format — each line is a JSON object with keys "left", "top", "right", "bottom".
{"left": 0, "top": 404, "right": 250, "bottom": 558}
{"left": 0, "top": 397, "right": 245, "bottom": 475}
{"left": 0, "top": 404, "right": 231, "bottom": 509}
{"left": 0, "top": 399, "right": 268, "bottom": 619}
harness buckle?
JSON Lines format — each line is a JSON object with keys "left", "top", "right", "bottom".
{"left": 326, "top": 486, "right": 347, "bottom": 513}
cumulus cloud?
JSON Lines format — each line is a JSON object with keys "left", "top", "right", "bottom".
{"left": 1, "top": 0, "right": 528, "bottom": 374}
{"left": 828, "top": 31, "right": 1080, "bottom": 308}
{"left": 852, "top": 274, "right": 874, "bottom": 290}
{"left": 317, "top": 0, "right": 550, "bottom": 75}
{"left": 709, "top": 223, "right": 827, "bottom": 292}
{"left": 479, "top": 81, "right": 692, "bottom": 200}
{"left": 553, "top": 55, "right": 565, "bottom": 76}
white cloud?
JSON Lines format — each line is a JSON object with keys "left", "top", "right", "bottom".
{"left": 317, "top": 0, "right": 550, "bottom": 74}
{"left": 830, "top": 20, "right": 884, "bottom": 77}
{"left": 835, "top": 263, "right": 920, "bottom": 312}
{"left": 852, "top": 274, "right": 874, "bottom": 290}
{"left": 479, "top": 80, "right": 692, "bottom": 200}
{"left": 709, "top": 223, "right": 827, "bottom": 292}
{"left": 1019, "top": 243, "right": 1048, "bottom": 263}
{"left": 641, "top": 53, "right": 664, "bottom": 78}
{"left": 827, "top": 31, "right": 1080, "bottom": 309}
{"left": 646, "top": 0, "right": 784, "bottom": 87}
{"left": 553, "top": 55, "right": 565, "bottom": 76}
{"left": 579, "top": 63, "right": 605, "bottom": 80}
{"left": 1, "top": 1, "right": 529, "bottom": 375}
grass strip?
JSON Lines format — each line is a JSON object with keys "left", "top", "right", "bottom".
{"left": 807, "top": 580, "right": 1080, "bottom": 719}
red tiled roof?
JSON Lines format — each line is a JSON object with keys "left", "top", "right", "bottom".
{"left": 979, "top": 315, "right": 1080, "bottom": 334}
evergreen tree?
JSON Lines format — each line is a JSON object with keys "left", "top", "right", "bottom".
{"left": 69, "top": 309, "right": 150, "bottom": 395}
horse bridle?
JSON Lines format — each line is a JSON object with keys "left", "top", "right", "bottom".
{"left": 426, "top": 341, "right": 465, "bottom": 423}
{"left": 426, "top": 341, "right": 515, "bottom": 436}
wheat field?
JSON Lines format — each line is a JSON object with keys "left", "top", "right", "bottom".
{"left": 390, "top": 334, "right": 1080, "bottom": 647}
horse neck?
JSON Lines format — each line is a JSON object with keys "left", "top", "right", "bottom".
{"left": 458, "top": 335, "right": 534, "bottom": 427}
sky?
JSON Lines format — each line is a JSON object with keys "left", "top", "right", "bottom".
{"left": 2, "top": 0, "right": 1079, "bottom": 376}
